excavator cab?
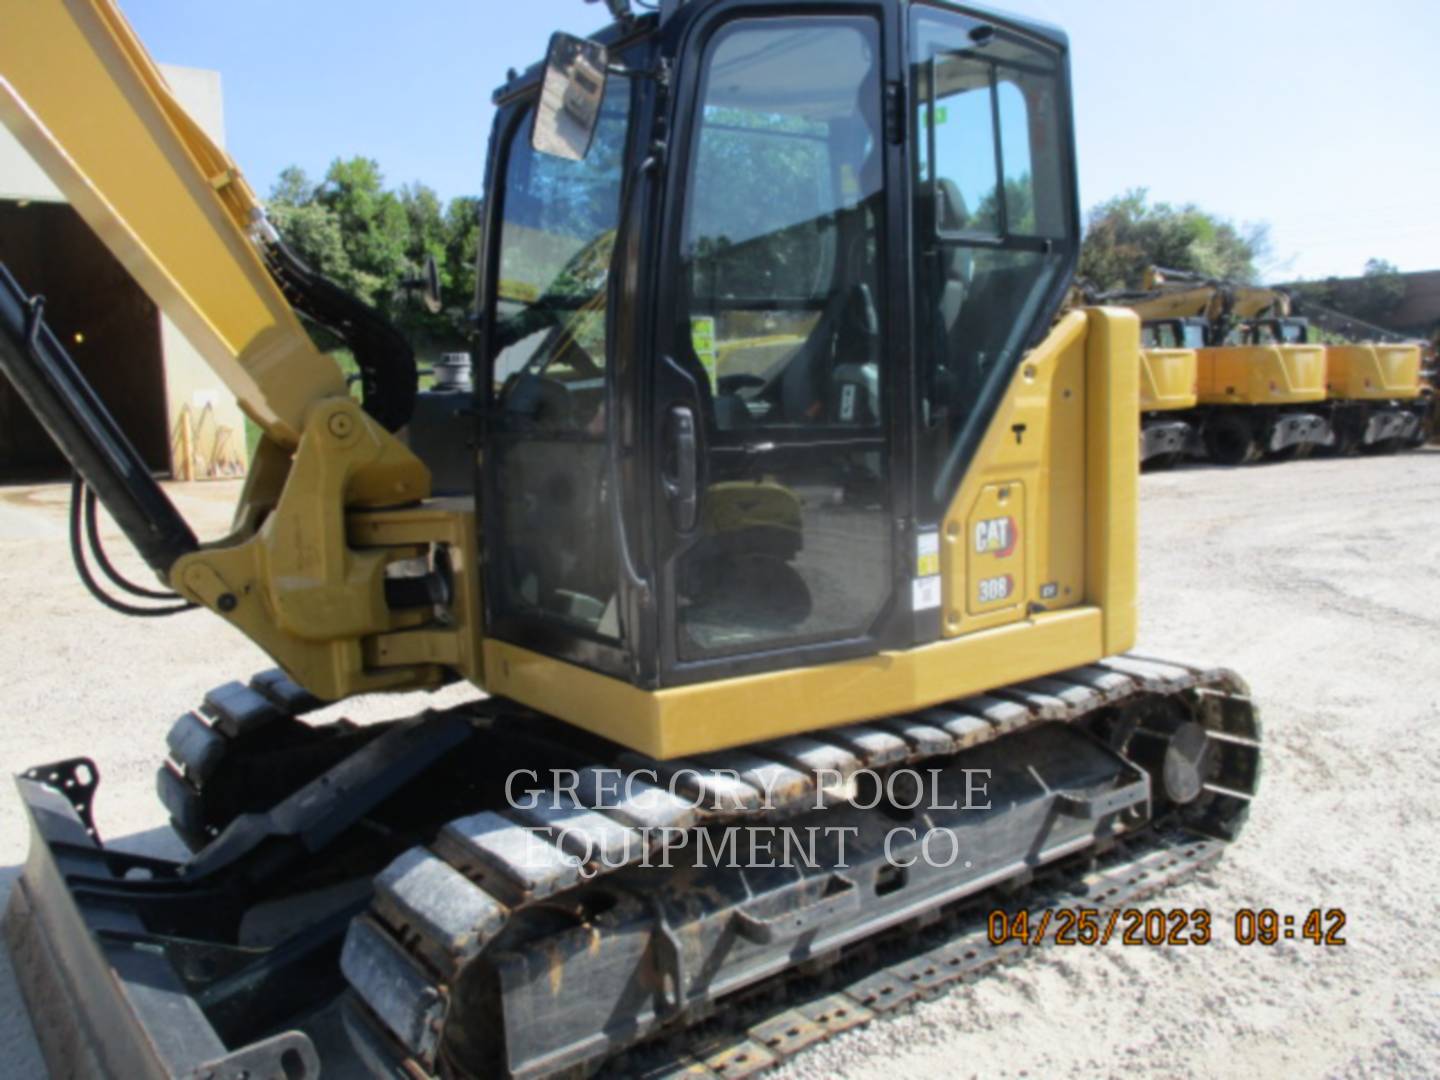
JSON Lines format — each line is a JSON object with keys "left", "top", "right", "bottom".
{"left": 481, "top": 0, "right": 1078, "bottom": 689}
{"left": 1239, "top": 316, "right": 1311, "bottom": 346}
{"left": 1141, "top": 317, "right": 1207, "bottom": 350}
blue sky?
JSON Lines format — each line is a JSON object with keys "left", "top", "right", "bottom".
{"left": 123, "top": 0, "right": 1439, "bottom": 281}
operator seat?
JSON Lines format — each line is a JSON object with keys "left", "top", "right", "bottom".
{"left": 778, "top": 83, "right": 885, "bottom": 427}
{"left": 920, "top": 178, "right": 972, "bottom": 425}
{"left": 778, "top": 281, "right": 862, "bottom": 423}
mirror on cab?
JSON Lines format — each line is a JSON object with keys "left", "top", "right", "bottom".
{"left": 402, "top": 253, "right": 443, "bottom": 314}
{"left": 532, "top": 33, "right": 609, "bottom": 161}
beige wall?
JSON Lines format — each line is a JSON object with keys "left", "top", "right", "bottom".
{"left": 0, "top": 125, "right": 63, "bottom": 202}
{"left": 153, "top": 65, "right": 249, "bottom": 479}
{"left": 159, "top": 64, "right": 225, "bottom": 144}
{"left": 0, "top": 63, "right": 249, "bottom": 479}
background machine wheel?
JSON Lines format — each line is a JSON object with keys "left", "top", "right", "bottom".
{"left": 1204, "top": 411, "right": 1260, "bottom": 466}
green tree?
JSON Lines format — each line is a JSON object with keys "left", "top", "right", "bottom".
{"left": 312, "top": 157, "right": 411, "bottom": 306}
{"left": 265, "top": 160, "right": 477, "bottom": 357}
{"left": 1290, "top": 257, "right": 1407, "bottom": 328}
{"left": 443, "top": 196, "right": 483, "bottom": 312}
{"left": 400, "top": 183, "right": 446, "bottom": 266}
{"left": 270, "top": 165, "right": 313, "bottom": 208}
{"left": 266, "top": 167, "right": 353, "bottom": 288}
{"left": 1079, "top": 188, "right": 1270, "bottom": 292}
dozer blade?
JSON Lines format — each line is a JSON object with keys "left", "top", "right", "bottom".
{"left": 4, "top": 764, "right": 320, "bottom": 1079}
{"left": 4, "top": 707, "right": 474, "bottom": 1080}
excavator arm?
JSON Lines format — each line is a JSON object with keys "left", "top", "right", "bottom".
{"left": 1101, "top": 265, "right": 1292, "bottom": 339}
{"left": 0, "top": 0, "right": 480, "bottom": 700}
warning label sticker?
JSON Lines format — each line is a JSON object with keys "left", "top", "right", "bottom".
{"left": 691, "top": 316, "right": 718, "bottom": 391}
{"left": 917, "top": 530, "right": 941, "bottom": 577}
{"left": 913, "top": 576, "right": 942, "bottom": 611}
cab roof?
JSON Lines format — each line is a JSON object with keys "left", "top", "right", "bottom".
{"left": 493, "top": 0, "right": 1068, "bottom": 104}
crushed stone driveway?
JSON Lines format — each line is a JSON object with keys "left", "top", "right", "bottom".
{"left": 2, "top": 448, "right": 1438, "bottom": 1077}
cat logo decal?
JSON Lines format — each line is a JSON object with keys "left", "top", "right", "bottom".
{"left": 974, "top": 516, "right": 1018, "bottom": 558}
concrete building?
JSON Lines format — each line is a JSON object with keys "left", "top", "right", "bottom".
{"left": 0, "top": 64, "right": 248, "bottom": 481}
{"left": 1386, "top": 270, "right": 1440, "bottom": 340}
{"left": 1285, "top": 268, "right": 1440, "bottom": 344}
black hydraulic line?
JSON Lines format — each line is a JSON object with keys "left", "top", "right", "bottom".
{"left": 1289, "top": 297, "right": 1415, "bottom": 344}
{"left": 0, "top": 262, "right": 199, "bottom": 575}
{"left": 69, "top": 477, "right": 195, "bottom": 617}
{"left": 262, "top": 236, "right": 417, "bottom": 433}
{"left": 82, "top": 484, "right": 190, "bottom": 602}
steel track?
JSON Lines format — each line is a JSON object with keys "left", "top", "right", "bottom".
{"left": 327, "top": 654, "right": 1259, "bottom": 1078}
{"left": 604, "top": 830, "right": 1227, "bottom": 1079}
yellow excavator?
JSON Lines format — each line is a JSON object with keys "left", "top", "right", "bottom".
{"left": 1136, "top": 316, "right": 1204, "bottom": 468}
{"left": 1113, "top": 268, "right": 1429, "bottom": 463}
{"left": 1107, "top": 269, "right": 1330, "bottom": 464}
{"left": 1283, "top": 288, "right": 1436, "bottom": 451}
{"left": 0, "top": 2, "right": 1261, "bottom": 1077}
{"left": 1426, "top": 335, "right": 1440, "bottom": 442}
{"left": 1244, "top": 317, "right": 1430, "bottom": 455}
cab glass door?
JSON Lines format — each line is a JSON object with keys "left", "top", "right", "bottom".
{"left": 483, "top": 78, "right": 631, "bottom": 658}
{"left": 657, "top": 13, "right": 899, "bottom": 670}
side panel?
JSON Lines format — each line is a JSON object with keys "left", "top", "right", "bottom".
{"left": 484, "top": 606, "right": 1103, "bottom": 759}
{"left": 1197, "top": 344, "right": 1327, "bottom": 405}
{"left": 939, "top": 310, "right": 1088, "bottom": 637}
{"left": 1140, "top": 347, "right": 1199, "bottom": 411}
{"left": 1084, "top": 307, "right": 1139, "bottom": 656}
{"left": 1326, "top": 344, "right": 1422, "bottom": 401}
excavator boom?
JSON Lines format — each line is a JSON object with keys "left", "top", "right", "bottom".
{"left": 1107, "top": 266, "right": 1293, "bottom": 339}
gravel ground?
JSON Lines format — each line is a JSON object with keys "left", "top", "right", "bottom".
{"left": 2, "top": 449, "right": 1438, "bottom": 1077}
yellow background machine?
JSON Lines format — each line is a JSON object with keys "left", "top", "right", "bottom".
{"left": 1116, "top": 269, "right": 1428, "bottom": 464}
{"left": 1137, "top": 317, "right": 1201, "bottom": 467}
{"left": 1245, "top": 316, "right": 1428, "bottom": 455}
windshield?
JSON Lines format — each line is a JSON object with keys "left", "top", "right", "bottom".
{"left": 488, "top": 79, "right": 630, "bottom": 434}
{"left": 1144, "top": 320, "right": 1206, "bottom": 349}
{"left": 483, "top": 76, "right": 632, "bottom": 647}
{"left": 1235, "top": 320, "right": 1308, "bottom": 346}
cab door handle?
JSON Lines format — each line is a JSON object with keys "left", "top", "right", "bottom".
{"left": 663, "top": 404, "right": 698, "bottom": 533}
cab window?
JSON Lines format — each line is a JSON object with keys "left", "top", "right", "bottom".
{"left": 490, "top": 80, "right": 631, "bottom": 435}
{"left": 681, "top": 18, "right": 884, "bottom": 434}
{"left": 912, "top": 5, "right": 1075, "bottom": 516}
